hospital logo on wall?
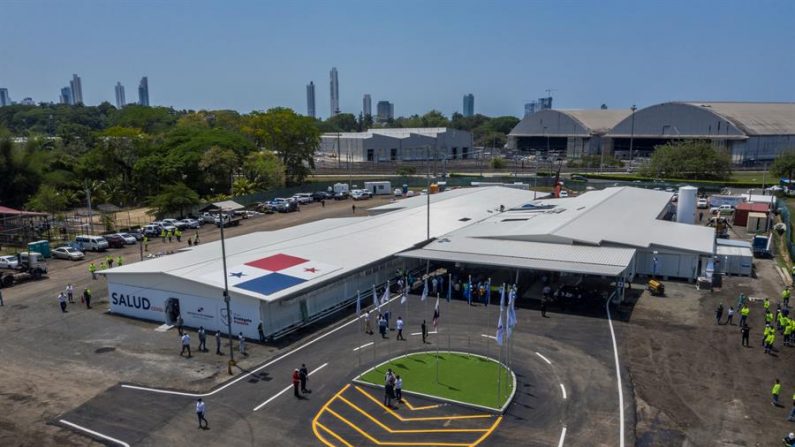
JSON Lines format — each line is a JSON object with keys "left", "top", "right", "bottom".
{"left": 205, "top": 253, "right": 339, "bottom": 297}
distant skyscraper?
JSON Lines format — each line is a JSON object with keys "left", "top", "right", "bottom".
{"left": 524, "top": 96, "right": 553, "bottom": 117}
{"left": 376, "top": 101, "right": 394, "bottom": 122}
{"left": 138, "top": 76, "right": 149, "bottom": 106}
{"left": 0, "top": 88, "right": 10, "bottom": 106}
{"left": 60, "top": 86, "right": 73, "bottom": 105}
{"left": 20, "top": 98, "right": 34, "bottom": 106}
{"left": 114, "top": 82, "right": 126, "bottom": 109}
{"left": 329, "top": 67, "right": 339, "bottom": 116}
{"left": 69, "top": 74, "right": 83, "bottom": 104}
{"left": 363, "top": 94, "right": 372, "bottom": 117}
{"left": 463, "top": 93, "right": 475, "bottom": 117}
{"left": 306, "top": 81, "right": 316, "bottom": 118}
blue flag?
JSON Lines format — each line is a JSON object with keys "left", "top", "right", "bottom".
{"left": 467, "top": 275, "right": 472, "bottom": 305}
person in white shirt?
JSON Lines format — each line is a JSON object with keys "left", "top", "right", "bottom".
{"left": 57, "top": 292, "right": 67, "bottom": 313}
{"left": 180, "top": 333, "right": 191, "bottom": 357}
{"left": 195, "top": 398, "right": 208, "bottom": 429}
{"left": 396, "top": 317, "right": 405, "bottom": 341}
{"left": 395, "top": 375, "right": 403, "bottom": 402}
{"left": 238, "top": 332, "right": 246, "bottom": 355}
{"left": 66, "top": 283, "right": 75, "bottom": 303}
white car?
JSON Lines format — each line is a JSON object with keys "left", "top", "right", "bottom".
{"left": 52, "top": 247, "right": 85, "bottom": 261}
{"left": 0, "top": 255, "right": 18, "bottom": 269}
{"left": 179, "top": 218, "right": 201, "bottom": 229}
{"left": 292, "top": 193, "right": 313, "bottom": 204}
{"left": 697, "top": 198, "right": 709, "bottom": 209}
{"left": 115, "top": 233, "right": 137, "bottom": 244}
{"left": 559, "top": 190, "right": 569, "bottom": 198}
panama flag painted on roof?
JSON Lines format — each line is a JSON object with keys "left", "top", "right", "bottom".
{"left": 202, "top": 253, "right": 340, "bottom": 297}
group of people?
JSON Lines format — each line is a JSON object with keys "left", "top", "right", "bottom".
{"left": 57, "top": 283, "right": 92, "bottom": 312}
{"left": 88, "top": 256, "right": 123, "bottom": 279}
{"left": 364, "top": 311, "right": 426, "bottom": 342}
{"left": 179, "top": 325, "right": 247, "bottom": 358}
{"left": 291, "top": 364, "right": 311, "bottom": 397}
{"left": 383, "top": 368, "right": 403, "bottom": 408}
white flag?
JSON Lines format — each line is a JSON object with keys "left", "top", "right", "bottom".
{"left": 400, "top": 283, "right": 407, "bottom": 304}
{"left": 496, "top": 308, "right": 505, "bottom": 346}
{"left": 381, "top": 281, "right": 390, "bottom": 305}
{"left": 421, "top": 279, "right": 428, "bottom": 301}
{"left": 432, "top": 295, "right": 440, "bottom": 329}
{"left": 356, "top": 290, "right": 361, "bottom": 316}
{"left": 507, "top": 285, "right": 518, "bottom": 334}
{"left": 373, "top": 284, "right": 380, "bottom": 313}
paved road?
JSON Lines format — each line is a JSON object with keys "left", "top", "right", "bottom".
{"left": 58, "top": 294, "right": 631, "bottom": 446}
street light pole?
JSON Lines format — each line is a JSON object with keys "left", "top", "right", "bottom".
{"left": 219, "top": 209, "right": 235, "bottom": 373}
{"left": 426, "top": 145, "right": 431, "bottom": 241}
{"left": 629, "top": 104, "right": 637, "bottom": 169}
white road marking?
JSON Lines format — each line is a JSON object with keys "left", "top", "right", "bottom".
{"left": 606, "top": 296, "right": 625, "bottom": 447}
{"left": 480, "top": 334, "right": 496, "bottom": 340}
{"left": 557, "top": 426, "right": 567, "bottom": 447}
{"left": 253, "top": 362, "right": 328, "bottom": 411}
{"left": 535, "top": 352, "right": 552, "bottom": 365}
{"left": 122, "top": 294, "right": 403, "bottom": 397}
{"left": 59, "top": 419, "right": 130, "bottom": 447}
{"left": 410, "top": 330, "right": 437, "bottom": 336}
{"left": 353, "top": 342, "right": 374, "bottom": 351}
{"left": 560, "top": 383, "right": 567, "bottom": 400}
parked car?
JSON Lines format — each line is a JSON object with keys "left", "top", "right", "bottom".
{"left": 0, "top": 255, "right": 18, "bottom": 269}
{"left": 126, "top": 229, "right": 145, "bottom": 240}
{"left": 179, "top": 218, "right": 201, "bottom": 229}
{"left": 52, "top": 246, "right": 85, "bottom": 261}
{"left": 115, "top": 233, "right": 138, "bottom": 245}
{"left": 292, "top": 193, "right": 313, "bottom": 204}
{"left": 394, "top": 188, "right": 403, "bottom": 197}
{"left": 152, "top": 221, "right": 177, "bottom": 233}
{"left": 75, "top": 235, "right": 109, "bottom": 252}
{"left": 311, "top": 191, "right": 331, "bottom": 201}
{"left": 559, "top": 190, "right": 569, "bottom": 198}
{"left": 142, "top": 224, "right": 162, "bottom": 237}
{"left": 160, "top": 218, "right": 187, "bottom": 230}
{"left": 198, "top": 212, "right": 217, "bottom": 224}
{"left": 697, "top": 198, "right": 709, "bottom": 209}
{"left": 104, "top": 234, "right": 127, "bottom": 248}
{"left": 711, "top": 204, "right": 734, "bottom": 215}
{"left": 334, "top": 191, "right": 350, "bottom": 200}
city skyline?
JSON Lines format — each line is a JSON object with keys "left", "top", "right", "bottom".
{"left": 329, "top": 67, "right": 339, "bottom": 116}
{"left": 0, "top": 1, "right": 792, "bottom": 116}
{"left": 463, "top": 94, "right": 474, "bottom": 117}
{"left": 306, "top": 81, "right": 315, "bottom": 118}
{"left": 115, "top": 82, "right": 125, "bottom": 108}
{"left": 138, "top": 76, "right": 149, "bottom": 106}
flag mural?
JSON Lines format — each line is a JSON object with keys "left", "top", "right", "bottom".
{"left": 421, "top": 279, "right": 428, "bottom": 302}
{"left": 373, "top": 284, "right": 380, "bottom": 313}
{"left": 356, "top": 290, "right": 361, "bottom": 316}
{"left": 507, "top": 285, "right": 518, "bottom": 338}
{"left": 432, "top": 295, "right": 440, "bottom": 330}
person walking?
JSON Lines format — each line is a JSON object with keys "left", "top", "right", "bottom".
{"left": 765, "top": 330, "right": 776, "bottom": 355}
{"left": 177, "top": 316, "right": 184, "bottom": 336}
{"left": 384, "top": 370, "right": 396, "bottom": 407}
{"left": 741, "top": 324, "right": 750, "bottom": 347}
{"left": 66, "top": 283, "right": 75, "bottom": 303}
{"left": 107, "top": 255, "right": 114, "bottom": 269}
{"left": 180, "top": 333, "right": 192, "bottom": 358}
{"left": 716, "top": 304, "right": 724, "bottom": 325}
{"left": 168, "top": 230, "right": 173, "bottom": 243}
{"left": 432, "top": 277, "right": 438, "bottom": 294}
{"left": 160, "top": 228, "right": 166, "bottom": 243}
{"left": 258, "top": 321, "right": 265, "bottom": 342}
{"left": 379, "top": 315, "right": 388, "bottom": 338}
{"left": 773, "top": 379, "right": 783, "bottom": 406}
{"left": 727, "top": 306, "right": 735, "bottom": 325}
{"left": 116, "top": 256, "right": 123, "bottom": 267}
{"left": 215, "top": 331, "right": 222, "bottom": 355}
{"left": 58, "top": 292, "right": 68, "bottom": 313}
{"left": 421, "top": 320, "right": 428, "bottom": 344}
{"left": 299, "top": 364, "right": 310, "bottom": 393}
{"left": 194, "top": 233, "right": 200, "bottom": 245}
{"left": 238, "top": 332, "right": 246, "bottom": 355}
{"left": 352, "top": 204, "right": 356, "bottom": 215}
{"left": 541, "top": 299, "right": 548, "bottom": 318}
{"left": 198, "top": 326, "right": 207, "bottom": 352}
{"left": 175, "top": 229, "right": 182, "bottom": 243}
{"left": 195, "top": 398, "right": 208, "bottom": 429}
{"left": 396, "top": 316, "right": 405, "bottom": 341}
{"left": 740, "top": 304, "right": 750, "bottom": 326}
{"left": 292, "top": 369, "right": 301, "bottom": 397}
{"left": 88, "top": 262, "right": 97, "bottom": 280}
{"left": 143, "top": 236, "right": 149, "bottom": 252}
{"left": 764, "top": 297, "right": 771, "bottom": 313}
{"left": 783, "top": 287, "right": 791, "bottom": 308}
{"left": 364, "top": 311, "right": 373, "bottom": 335}
{"left": 83, "top": 288, "right": 92, "bottom": 309}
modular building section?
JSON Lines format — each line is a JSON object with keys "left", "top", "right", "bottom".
{"left": 716, "top": 245, "right": 753, "bottom": 276}
{"left": 364, "top": 181, "right": 392, "bottom": 195}
{"left": 734, "top": 202, "right": 770, "bottom": 226}
{"left": 746, "top": 212, "right": 769, "bottom": 233}
{"left": 633, "top": 248, "right": 704, "bottom": 280}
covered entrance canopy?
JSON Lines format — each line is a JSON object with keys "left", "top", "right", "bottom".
{"left": 398, "top": 236, "right": 636, "bottom": 277}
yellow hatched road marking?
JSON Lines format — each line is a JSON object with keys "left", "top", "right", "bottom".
{"left": 401, "top": 397, "right": 442, "bottom": 411}
{"left": 313, "top": 384, "right": 353, "bottom": 447}
{"left": 354, "top": 386, "right": 493, "bottom": 422}
{"left": 316, "top": 421, "right": 354, "bottom": 447}
{"left": 335, "top": 394, "right": 489, "bottom": 434}
{"left": 467, "top": 416, "right": 503, "bottom": 447}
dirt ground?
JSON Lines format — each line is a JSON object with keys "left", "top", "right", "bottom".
{"left": 624, "top": 255, "right": 794, "bottom": 446}
{"left": 0, "top": 195, "right": 393, "bottom": 447}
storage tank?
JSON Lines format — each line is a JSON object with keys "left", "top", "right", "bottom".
{"left": 677, "top": 186, "right": 697, "bottom": 224}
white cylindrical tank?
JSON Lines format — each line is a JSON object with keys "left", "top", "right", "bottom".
{"left": 677, "top": 186, "right": 698, "bottom": 224}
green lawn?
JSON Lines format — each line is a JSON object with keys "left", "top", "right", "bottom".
{"left": 356, "top": 352, "right": 513, "bottom": 410}
{"left": 730, "top": 171, "right": 771, "bottom": 183}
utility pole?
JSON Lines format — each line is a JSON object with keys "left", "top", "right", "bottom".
{"left": 426, "top": 145, "right": 431, "bottom": 241}
{"left": 85, "top": 183, "right": 94, "bottom": 235}
{"left": 628, "top": 104, "right": 637, "bottom": 169}
{"left": 219, "top": 208, "right": 235, "bottom": 373}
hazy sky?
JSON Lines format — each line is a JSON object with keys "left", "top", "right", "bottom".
{"left": 1, "top": 0, "right": 793, "bottom": 117}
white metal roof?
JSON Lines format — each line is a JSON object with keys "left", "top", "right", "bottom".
{"left": 682, "top": 102, "right": 795, "bottom": 136}
{"left": 399, "top": 236, "right": 635, "bottom": 276}
{"left": 105, "top": 187, "right": 537, "bottom": 302}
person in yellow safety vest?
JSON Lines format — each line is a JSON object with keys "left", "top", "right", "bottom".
{"left": 784, "top": 287, "right": 791, "bottom": 307}
{"left": 765, "top": 311, "right": 773, "bottom": 325}
{"left": 175, "top": 228, "right": 182, "bottom": 243}
{"left": 99, "top": 260, "right": 107, "bottom": 270}
{"left": 143, "top": 236, "right": 149, "bottom": 252}
{"left": 160, "top": 228, "right": 166, "bottom": 242}
{"left": 740, "top": 304, "right": 750, "bottom": 326}
{"left": 772, "top": 379, "right": 782, "bottom": 406}
{"left": 784, "top": 319, "right": 793, "bottom": 346}
{"left": 116, "top": 256, "right": 123, "bottom": 267}
{"left": 764, "top": 298, "right": 770, "bottom": 311}
{"left": 765, "top": 331, "right": 776, "bottom": 354}
{"left": 763, "top": 324, "right": 773, "bottom": 347}
{"left": 167, "top": 229, "right": 173, "bottom": 243}
{"left": 88, "top": 262, "right": 97, "bottom": 280}
{"left": 106, "top": 255, "right": 114, "bottom": 268}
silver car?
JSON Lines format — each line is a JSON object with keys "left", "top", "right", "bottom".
{"left": 0, "top": 255, "right": 18, "bottom": 269}
{"left": 52, "top": 247, "right": 85, "bottom": 261}
{"left": 116, "top": 233, "right": 138, "bottom": 244}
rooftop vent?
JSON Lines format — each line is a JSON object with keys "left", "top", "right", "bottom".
{"left": 459, "top": 217, "right": 471, "bottom": 222}
{"left": 501, "top": 218, "right": 529, "bottom": 222}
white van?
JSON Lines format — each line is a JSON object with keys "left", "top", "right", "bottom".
{"left": 75, "top": 235, "right": 109, "bottom": 252}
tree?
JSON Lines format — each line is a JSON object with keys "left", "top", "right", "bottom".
{"left": 199, "top": 145, "right": 239, "bottom": 194}
{"left": 231, "top": 178, "right": 257, "bottom": 196}
{"left": 26, "top": 184, "right": 67, "bottom": 214}
{"left": 490, "top": 157, "right": 507, "bottom": 169}
{"left": 242, "top": 150, "right": 285, "bottom": 190}
{"left": 770, "top": 151, "right": 795, "bottom": 181}
{"left": 242, "top": 108, "right": 320, "bottom": 185}
{"left": 324, "top": 113, "right": 358, "bottom": 132}
{"left": 148, "top": 183, "right": 201, "bottom": 218}
{"left": 641, "top": 140, "right": 732, "bottom": 180}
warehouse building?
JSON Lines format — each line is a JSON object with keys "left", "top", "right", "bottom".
{"left": 507, "top": 109, "right": 632, "bottom": 158}
{"left": 320, "top": 128, "right": 473, "bottom": 162}
{"left": 102, "top": 186, "right": 714, "bottom": 339}
{"left": 509, "top": 101, "right": 795, "bottom": 165}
